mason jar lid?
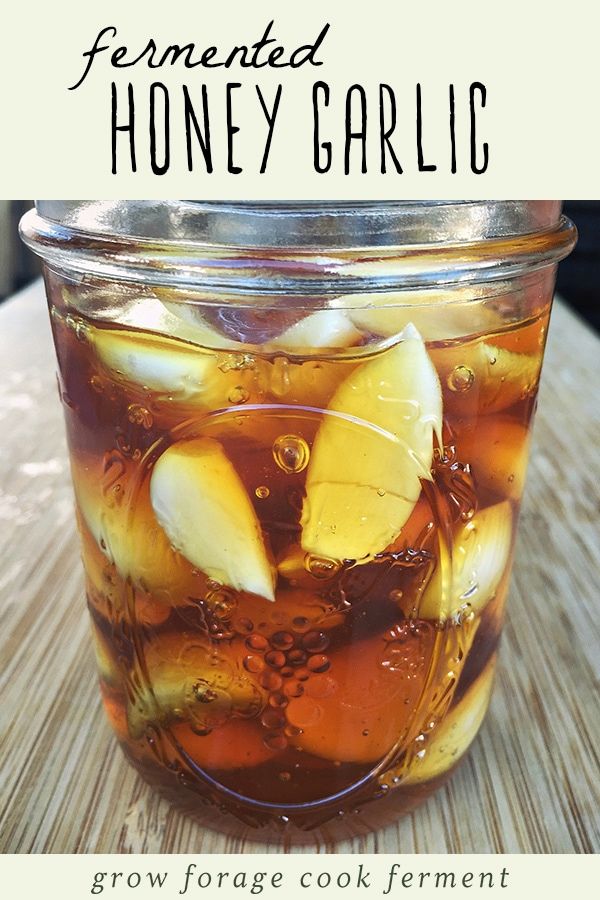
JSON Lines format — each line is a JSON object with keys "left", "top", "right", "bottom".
{"left": 21, "top": 200, "right": 576, "bottom": 293}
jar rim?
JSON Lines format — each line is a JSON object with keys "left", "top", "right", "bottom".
{"left": 20, "top": 201, "right": 577, "bottom": 293}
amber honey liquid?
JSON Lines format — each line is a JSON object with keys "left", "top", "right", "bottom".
{"left": 47, "top": 270, "right": 551, "bottom": 841}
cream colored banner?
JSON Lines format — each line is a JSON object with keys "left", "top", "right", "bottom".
{"left": 1, "top": 0, "right": 599, "bottom": 196}
{"left": 0, "top": 854, "right": 598, "bottom": 899}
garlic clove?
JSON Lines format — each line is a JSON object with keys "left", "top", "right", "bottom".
{"left": 432, "top": 340, "right": 541, "bottom": 416}
{"left": 301, "top": 326, "right": 443, "bottom": 561}
{"left": 402, "top": 659, "right": 496, "bottom": 784}
{"left": 269, "top": 309, "right": 363, "bottom": 352}
{"left": 343, "top": 289, "right": 502, "bottom": 343}
{"left": 419, "top": 501, "right": 513, "bottom": 622}
{"left": 71, "top": 454, "right": 203, "bottom": 604}
{"left": 150, "top": 437, "right": 276, "bottom": 601}
{"left": 126, "top": 633, "right": 265, "bottom": 739}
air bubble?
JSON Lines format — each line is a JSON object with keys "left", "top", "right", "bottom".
{"left": 305, "top": 555, "right": 341, "bottom": 580}
{"left": 243, "top": 654, "right": 265, "bottom": 674}
{"left": 307, "top": 654, "right": 330, "bottom": 673}
{"left": 272, "top": 434, "right": 310, "bottom": 474}
{"left": 377, "top": 488, "right": 386, "bottom": 497}
{"left": 265, "top": 650, "right": 286, "bottom": 669}
{"left": 261, "top": 671, "right": 283, "bottom": 691}
{"left": 283, "top": 680, "right": 304, "bottom": 698}
{"left": 233, "top": 617, "right": 254, "bottom": 634}
{"left": 284, "top": 724, "right": 303, "bottom": 737}
{"left": 246, "top": 634, "right": 268, "bottom": 651}
{"left": 269, "top": 692, "right": 288, "bottom": 708}
{"left": 261, "top": 708, "right": 287, "bottom": 730}
{"left": 287, "top": 649, "right": 307, "bottom": 667}
{"left": 279, "top": 771, "right": 291, "bottom": 782}
{"left": 264, "top": 733, "right": 288, "bottom": 751}
{"left": 389, "top": 588, "right": 404, "bottom": 603}
{"left": 271, "top": 631, "right": 294, "bottom": 651}
{"left": 447, "top": 365, "right": 475, "bottom": 393}
{"left": 190, "top": 724, "right": 212, "bottom": 737}
{"left": 255, "top": 485, "right": 270, "bottom": 499}
{"left": 301, "top": 631, "right": 329, "bottom": 653}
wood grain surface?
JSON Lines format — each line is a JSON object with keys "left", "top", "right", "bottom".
{"left": 0, "top": 281, "right": 599, "bottom": 854}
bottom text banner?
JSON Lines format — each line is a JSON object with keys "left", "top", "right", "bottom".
{"left": 1, "top": 853, "right": 597, "bottom": 899}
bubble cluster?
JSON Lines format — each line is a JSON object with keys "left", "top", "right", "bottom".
{"left": 236, "top": 617, "right": 334, "bottom": 758}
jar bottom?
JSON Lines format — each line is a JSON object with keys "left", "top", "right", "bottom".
{"left": 119, "top": 741, "right": 461, "bottom": 846}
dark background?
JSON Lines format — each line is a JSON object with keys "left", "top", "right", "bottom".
{"left": 2, "top": 201, "right": 597, "bottom": 333}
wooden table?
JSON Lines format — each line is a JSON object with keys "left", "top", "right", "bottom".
{"left": 1, "top": 281, "right": 599, "bottom": 854}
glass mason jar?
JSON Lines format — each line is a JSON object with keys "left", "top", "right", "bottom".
{"left": 21, "top": 201, "right": 576, "bottom": 843}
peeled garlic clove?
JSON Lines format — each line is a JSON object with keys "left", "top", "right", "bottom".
{"left": 90, "top": 325, "right": 219, "bottom": 400}
{"left": 301, "top": 326, "right": 443, "bottom": 561}
{"left": 269, "top": 309, "right": 363, "bottom": 352}
{"left": 127, "top": 634, "right": 264, "bottom": 739}
{"left": 342, "top": 289, "right": 502, "bottom": 343}
{"left": 122, "top": 296, "right": 224, "bottom": 346}
{"left": 432, "top": 340, "right": 540, "bottom": 415}
{"left": 456, "top": 417, "right": 531, "bottom": 502}
{"left": 402, "top": 659, "right": 496, "bottom": 785}
{"left": 90, "top": 317, "right": 268, "bottom": 416}
{"left": 419, "top": 501, "right": 513, "bottom": 622}
{"left": 150, "top": 437, "right": 276, "bottom": 601}
{"left": 71, "top": 455, "right": 203, "bottom": 604}
{"left": 153, "top": 292, "right": 244, "bottom": 351}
